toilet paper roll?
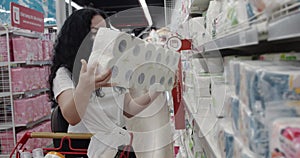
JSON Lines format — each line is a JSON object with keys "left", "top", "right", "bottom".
{"left": 131, "top": 64, "right": 148, "bottom": 90}
{"left": 144, "top": 43, "right": 156, "bottom": 62}
{"left": 91, "top": 27, "right": 133, "bottom": 62}
{"left": 88, "top": 49, "right": 112, "bottom": 75}
{"left": 163, "top": 49, "right": 172, "bottom": 67}
{"left": 110, "top": 47, "right": 138, "bottom": 88}
{"left": 89, "top": 28, "right": 133, "bottom": 75}
{"left": 143, "top": 62, "right": 156, "bottom": 90}
{"left": 155, "top": 47, "right": 166, "bottom": 63}
{"left": 148, "top": 72, "right": 156, "bottom": 87}
{"left": 164, "top": 69, "right": 176, "bottom": 91}
{"left": 132, "top": 37, "right": 145, "bottom": 45}
{"left": 128, "top": 43, "right": 145, "bottom": 68}
{"left": 169, "top": 50, "right": 180, "bottom": 71}
{"left": 153, "top": 64, "right": 165, "bottom": 90}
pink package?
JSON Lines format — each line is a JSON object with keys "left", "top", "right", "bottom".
{"left": 26, "top": 98, "right": 34, "bottom": 123}
{"left": 0, "top": 37, "right": 8, "bottom": 62}
{"left": 40, "top": 94, "right": 48, "bottom": 116}
{"left": 24, "top": 68, "right": 31, "bottom": 91}
{"left": 0, "top": 130, "right": 14, "bottom": 154}
{"left": 36, "top": 95, "right": 44, "bottom": 119}
{"left": 30, "top": 97, "right": 39, "bottom": 122}
{"left": 14, "top": 99, "right": 30, "bottom": 124}
{"left": 45, "top": 102, "right": 52, "bottom": 116}
{"left": 47, "top": 41, "right": 54, "bottom": 59}
{"left": 11, "top": 68, "right": 26, "bottom": 92}
{"left": 32, "top": 67, "right": 40, "bottom": 89}
{"left": 270, "top": 118, "right": 300, "bottom": 158}
{"left": 27, "top": 68, "right": 35, "bottom": 91}
{"left": 40, "top": 67, "right": 47, "bottom": 88}
{"left": 25, "top": 38, "right": 36, "bottom": 61}
{"left": 11, "top": 37, "right": 28, "bottom": 61}
{"left": 37, "top": 39, "right": 43, "bottom": 61}
{"left": 42, "top": 40, "right": 50, "bottom": 60}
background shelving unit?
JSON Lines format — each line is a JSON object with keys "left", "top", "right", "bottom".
{"left": 0, "top": 24, "right": 53, "bottom": 156}
{"left": 196, "top": 4, "right": 300, "bottom": 56}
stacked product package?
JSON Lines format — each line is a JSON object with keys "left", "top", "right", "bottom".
{"left": 223, "top": 59, "right": 300, "bottom": 157}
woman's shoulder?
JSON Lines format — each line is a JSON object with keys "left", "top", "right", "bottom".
{"left": 57, "top": 67, "right": 71, "bottom": 74}
{"left": 56, "top": 67, "right": 72, "bottom": 79}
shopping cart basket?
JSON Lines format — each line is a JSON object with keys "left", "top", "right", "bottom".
{"left": 10, "top": 132, "right": 93, "bottom": 158}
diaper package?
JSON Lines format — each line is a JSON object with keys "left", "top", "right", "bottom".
{"left": 270, "top": 117, "right": 300, "bottom": 158}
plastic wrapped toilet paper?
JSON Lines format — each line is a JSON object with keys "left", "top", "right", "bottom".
{"left": 168, "top": 50, "right": 180, "bottom": 72}
{"left": 109, "top": 46, "right": 139, "bottom": 88}
{"left": 144, "top": 43, "right": 156, "bottom": 62}
{"left": 155, "top": 47, "right": 166, "bottom": 63}
{"left": 92, "top": 28, "right": 134, "bottom": 57}
{"left": 89, "top": 28, "right": 134, "bottom": 75}
{"left": 164, "top": 69, "right": 176, "bottom": 91}
{"left": 188, "top": 17, "right": 205, "bottom": 46}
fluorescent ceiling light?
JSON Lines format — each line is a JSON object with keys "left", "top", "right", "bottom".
{"left": 65, "top": 0, "right": 83, "bottom": 10}
{"left": 44, "top": 18, "right": 56, "bottom": 23}
{"left": 138, "top": 0, "right": 153, "bottom": 26}
{"left": 0, "top": 9, "right": 10, "bottom": 13}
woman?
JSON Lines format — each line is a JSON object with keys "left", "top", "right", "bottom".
{"left": 48, "top": 8, "right": 161, "bottom": 157}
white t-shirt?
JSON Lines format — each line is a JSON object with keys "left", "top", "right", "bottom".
{"left": 53, "top": 67, "right": 131, "bottom": 157}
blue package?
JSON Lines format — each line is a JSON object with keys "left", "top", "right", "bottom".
{"left": 225, "top": 132, "right": 234, "bottom": 158}
{"left": 231, "top": 97, "right": 240, "bottom": 131}
{"left": 257, "top": 70, "right": 300, "bottom": 110}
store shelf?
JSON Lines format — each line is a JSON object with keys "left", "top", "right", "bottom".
{"left": 183, "top": 134, "right": 195, "bottom": 158}
{"left": 11, "top": 30, "right": 42, "bottom": 38}
{"left": 183, "top": 95, "right": 221, "bottom": 158}
{"left": 0, "top": 29, "right": 42, "bottom": 38}
{"left": 204, "top": 26, "right": 259, "bottom": 52}
{"left": 0, "top": 60, "right": 52, "bottom": 67}
{"left": 268, "top": 11, "right": 300, "bottom": 41}
{"left": 13, "top": 88, "right": 49, "bottom": 97}
{"left": 0, "top": 123, "right": 14, "bottom": 130}
{"left": 0, "top": 92, "right": 10, "bottom": 97}
{"left": 196, "top": 11, "right": 300, "bottom": 56}
{"left": 17, "top": 114, "right": 51, "bottom": 129}
{"left": 0, "top": 30, "right": 8, "bottom": 36}
{"left": 0, "top": 114, "right": 51, "bottom": 131}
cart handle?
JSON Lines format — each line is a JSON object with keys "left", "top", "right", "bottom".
{"left": 30, "top": 132, "right": 93, "bottom": 139}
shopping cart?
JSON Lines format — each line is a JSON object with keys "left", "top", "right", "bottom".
{"left": 10, "top": 132, "right": 93, "bottom": 158}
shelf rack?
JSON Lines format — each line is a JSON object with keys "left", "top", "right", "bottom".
{"left": 183, "top": 95, "right": 222, "bottom": 158}
{"left": 0, "top": 24, "right": 52, "bottom": 156}
{"left": 195, "top": 4, "right": 300, "bottom": 56}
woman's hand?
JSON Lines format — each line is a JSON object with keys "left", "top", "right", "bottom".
{"left": 78, "top": 59, "right": 112, "bottom": 93}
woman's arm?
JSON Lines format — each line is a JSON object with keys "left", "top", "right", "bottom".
{"left": 123, "top": 89, "right": 162, "bottom": 118}
{"left": 57, "top": 59, "right": 112, "bottom": 125}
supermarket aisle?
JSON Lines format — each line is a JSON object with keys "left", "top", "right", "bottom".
{"left": 1, "top": 0, "right": 300, "bottom": 157}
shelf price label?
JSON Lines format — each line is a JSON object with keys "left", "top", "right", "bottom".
{"left": 10, "top": 2, "right": 44, "bottom": 33}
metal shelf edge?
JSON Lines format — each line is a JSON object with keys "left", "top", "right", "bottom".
{"left": 268, "top": 12, "right": 300, "bottom": 41}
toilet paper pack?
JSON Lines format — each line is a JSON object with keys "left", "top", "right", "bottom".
{"left": 89, "top": 28, "right": 180, "bottom": 91}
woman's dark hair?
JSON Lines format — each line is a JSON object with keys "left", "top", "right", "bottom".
{"left": 48, "top": 8, "right": 109, "bottom": 106}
